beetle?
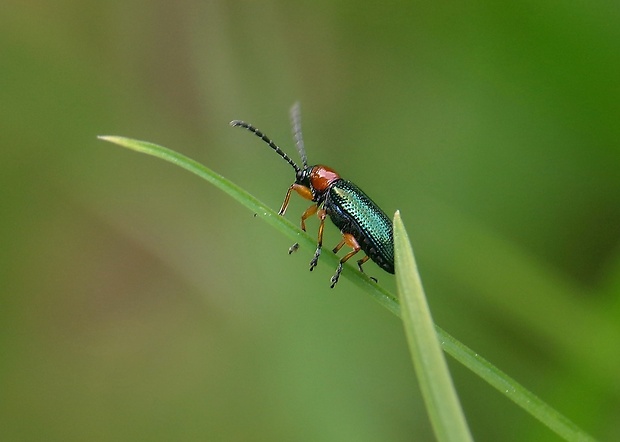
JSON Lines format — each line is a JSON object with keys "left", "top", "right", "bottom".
{"left": 230, "top": 103, "right": 394, "bottom": 287}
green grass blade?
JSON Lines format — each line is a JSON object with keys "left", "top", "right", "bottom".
{"left": 394, "top": 211, "right": 473, "bottom": 442}
{"left": 99, "top": 135, "right": 597, "bottom": 442}
{"left": 439, "top": 332, "right": 597, "bottom": 442}
{"left": 98, "top": 135, "right": 399, "bottom": 311}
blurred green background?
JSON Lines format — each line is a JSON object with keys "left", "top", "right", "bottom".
{"left": 2, "top": 1, "right": 619, "bottom": 440}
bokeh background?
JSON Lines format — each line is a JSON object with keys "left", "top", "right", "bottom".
{"left": 2, "top": 1, "right": 619, "bottom": 441}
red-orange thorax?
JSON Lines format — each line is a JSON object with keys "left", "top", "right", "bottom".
{"left": 309, "top": 165, "right": 340, "bottom": 192}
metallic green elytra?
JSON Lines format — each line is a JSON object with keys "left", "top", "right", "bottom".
{"left": 327, "top": 182, "right": 394, "bottom": 274}
{"left": 230, "top": 103, "right": 394, "bottom": 287}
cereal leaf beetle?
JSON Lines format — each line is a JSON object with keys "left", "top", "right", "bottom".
{"left": 230, "top": 103, "right": 394, "bottom": 287}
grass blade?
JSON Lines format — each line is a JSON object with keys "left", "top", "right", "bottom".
{"left": 98, "top": 135, "right": 398, "bottom": 310}
{"left": 394, "top": 211, "right": 473, "bottom": 442}
{"left": 99, "top": 135, "right": 597, "bottom": 442}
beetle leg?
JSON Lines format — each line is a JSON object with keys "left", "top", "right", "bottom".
{"left": 356, "top": 255, "right": 370, "bottom": 272}
{"left": 332, "top": 238, "right": 347, "bottom": 254}
{"left": 330, "top": 233, "right": 362, "bottom": 288}
{"left": 293, "top": 183, "right": 314, "bottom": 201}
{"left": 299, "top": 204, "right": 318, "bottom": 232}
{"left": 289, "top": 203, "right": 318, "bottom": 254}
{"left": 279, "top": 185, "right": 293, "bottom": 216}
{"left": 279, "top": 183, "right": 313, "bottom": 215}
{"left": 281, "top": 184, "right": 315, "bottom": 253}
{"left": 356, "top": 255, "right": 377, "bottom": 282}
{"left": 309, "top": 208, "right": 327, "bottom": 271}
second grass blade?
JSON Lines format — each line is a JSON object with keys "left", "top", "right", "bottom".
{"left": 394, "top": 211, "right": 473, "bottom": 442}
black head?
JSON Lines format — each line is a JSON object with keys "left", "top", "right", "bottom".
{"left": 230, "top": 102, "right": 310, "bottom": 180}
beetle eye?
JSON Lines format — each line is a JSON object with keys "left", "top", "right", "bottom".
{"left": 296, "top": 170, "right": 306, "bottom": 183}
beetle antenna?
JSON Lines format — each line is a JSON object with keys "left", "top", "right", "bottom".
{"left": 289, "top": 102, "right": 308, "bottom": 170}
{"left": 230, "top": 120, "right": 301, "bottom": 173}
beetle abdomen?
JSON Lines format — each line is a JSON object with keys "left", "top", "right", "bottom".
{"left": 325, "top": 180, "right": 394, "bottom": 273}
